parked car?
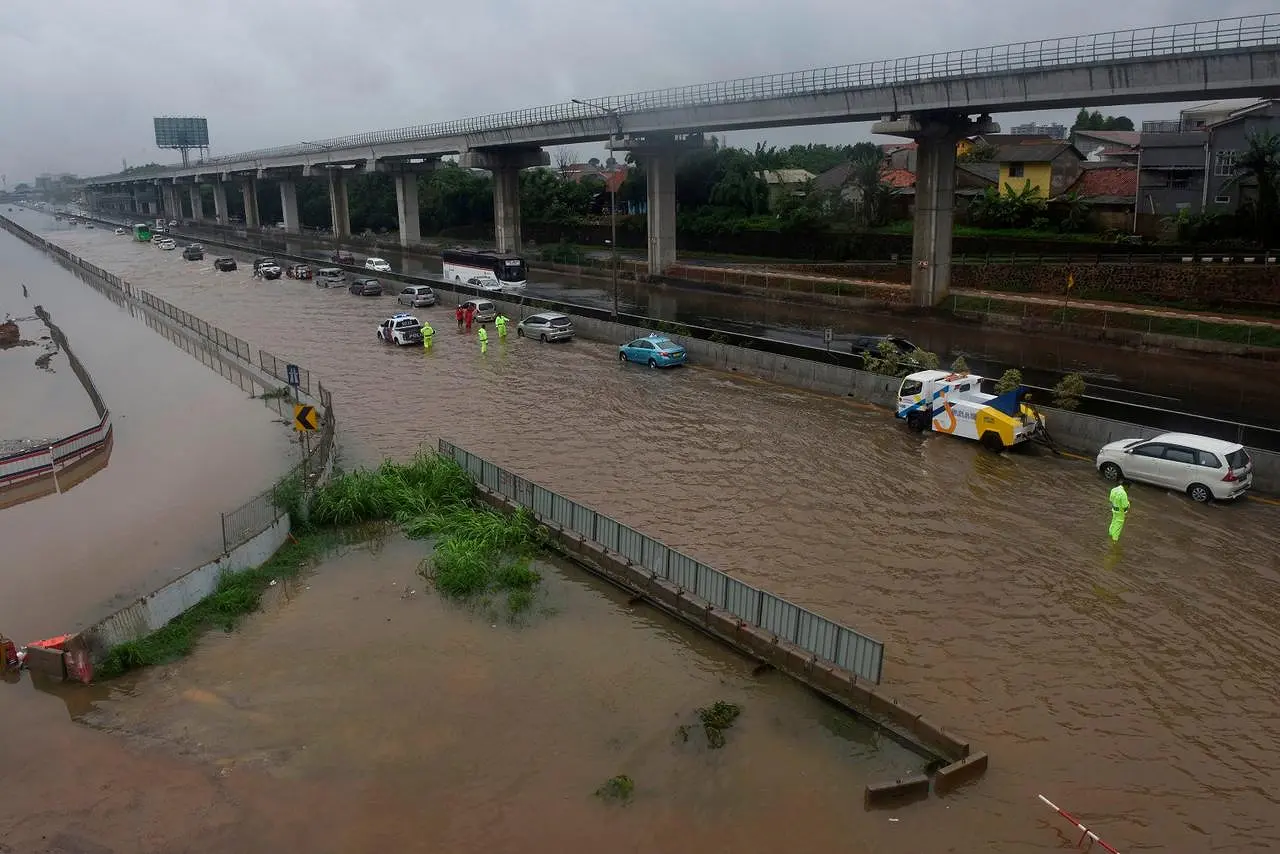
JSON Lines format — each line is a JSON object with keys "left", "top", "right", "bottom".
{"left": 466, "top": 276, "right": 503, "bottom": 292}
{"left": 213, "top": 257, "right": 237, "bottom": 272}
{"left": 315, "top": 267, "right": 346, "bottom": 288}
{"left": 168, "top": 220, "right": 178, "bottom": 227}
{"left": 517, "top": 312, "right": 575, "bottom": 343}
{"left": 253, "top": 258, "right": 282, "bottom": 279}
{"left": 1096, "top": 432, "right": 1253, "bottom": 503}
{"left": 156, "top": 238, "right": 177, "bottom": 250}
{"left": 182, "top": 244, "right": 204, "bottom": 261}
{"left": 364, "top": 257, "right": 392, "bottom": 273}
{"left": 397, "top": 285, "right": 437, "bottom": 308}
{"left": 619, "top": 334, "right": 687, "bottom": 368}
{"left": 331, "top": 249, "right": 355, "bottom": 264}
{"left": 377, "top": 313, "right": 425, "bottom": 346}
{"left": 349, "top": 276, "right": 383, "bottom": 296}
{"left": 850, "top": 335, "right": 921, "bottom": 358}
{"left": 460, "top": 299, "right": 496, "bottom": 323}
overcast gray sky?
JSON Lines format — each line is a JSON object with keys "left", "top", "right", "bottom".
{"left": 0, "top": 0, "right": 1269, "bottom": 182}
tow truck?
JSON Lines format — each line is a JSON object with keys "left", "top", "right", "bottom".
{"left": 896, "top": 370, "right": 1044, "bottom": 451}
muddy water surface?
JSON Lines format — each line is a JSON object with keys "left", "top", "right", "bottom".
{"left": 0, "top": 225, "right": 295, "bottom": 642}
{"left": 8, "top": 536, "right": 921, "bottom": 853}
{"left": 21, "top": 214, "right": 1280, "bottom": 852}
{"left": 0, "top": 233, "right": 98, "bottom": 444}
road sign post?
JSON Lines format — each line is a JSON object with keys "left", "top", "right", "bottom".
{"left": 293, "top": 403, "right": 318, "bottom": 488}
{"left": 286, "top": 363, "right": 301, "bottom": 402}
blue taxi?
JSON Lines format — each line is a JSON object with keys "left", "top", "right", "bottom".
{"left": 619, "top": 334, "right": 687, "bottom": 368}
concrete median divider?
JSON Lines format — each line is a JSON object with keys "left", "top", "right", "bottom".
{"left": 458, "top": 439, "right": 986, "bottom": 801}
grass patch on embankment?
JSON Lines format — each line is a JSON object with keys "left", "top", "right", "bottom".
{"left": 97, "top": 453, "right": 547, "bottom": 679}
{"left": 97, "top": 532, "right": 337, "bottom": 678}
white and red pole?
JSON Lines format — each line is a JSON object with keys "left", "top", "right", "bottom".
{"left": 1037, "top": 794, "right": 1120, "bottom": 854}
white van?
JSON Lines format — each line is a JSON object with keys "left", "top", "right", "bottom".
{"left": 315, "top": 267, "right": 347, "bottom": 288}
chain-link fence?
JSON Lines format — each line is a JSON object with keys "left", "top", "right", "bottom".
{"left": 220, "top": 401, "right": 336, "bottom": 552}
{"left": 0, "top": 213, "right": 336, "bottom": 556}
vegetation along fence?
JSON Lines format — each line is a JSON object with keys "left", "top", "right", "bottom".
{"left": 438, "top": 439, "right": 886, "bottom": 684}
{"left": 0, "top": 213, "right": 335, "bottom": 554}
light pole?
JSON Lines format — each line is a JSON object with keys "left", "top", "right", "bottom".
{"left": 572, "top": 98, "right": 624, "bottom": 318}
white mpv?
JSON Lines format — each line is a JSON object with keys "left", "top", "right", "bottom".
{"left": 1096, "top": 432, "right": 1253, "bottom": 503}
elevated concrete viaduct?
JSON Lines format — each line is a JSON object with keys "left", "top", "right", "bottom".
{"left": 82, "top": 15, "right": 1280, "bottom": 303}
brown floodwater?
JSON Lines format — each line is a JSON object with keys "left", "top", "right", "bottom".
{"left": 12, "top": 211, "right": 1280, "bottom": 851}
{"left": 0, "top": 536, "right": 924, "bottom": 854}
{"left": 0, "top": 286, "right": 98, "bottom": 446}
{"left": 0, "top": 225, "right": 296, "bottom": 642}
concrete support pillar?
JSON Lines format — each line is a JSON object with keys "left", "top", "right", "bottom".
{"left": 911, "top": 135, "right": 957, "bottom": 307}
{"left": 212, "top": 182, "right": 229, "bottom": 226}
{"left": 642, "top": 149, "right": 677, "bottom": 275}
{"left": 393, "top": 173, "right": 420, "bottom": 246}
{"left": 241, "top": 181, "right": 260, "bottom": 229}
{"left": 328, "top": 171, "right": 350, "bottom": 238}
{"left": 492, "top": 167, "right": 521, "bottom": 253}
{"left": 873, "top": 111, "right": 998, "bottom": 307}
{"left": 279, "top": 181, "right": 300, "bottom": 234}
{"left": 458, "top": 147, "right": 549, "bottom": 254}
{"left": 188, "top": 185, "right": 204, "bottom": 221}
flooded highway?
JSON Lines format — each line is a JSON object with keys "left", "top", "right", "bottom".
{"left": 176, "top": 222, "right": 1280, "bottom": 428}
{"left": 17, "top": 210, "right": 1280, "bottom": 852}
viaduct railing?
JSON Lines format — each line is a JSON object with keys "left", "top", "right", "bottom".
{"left": 439, "top": 439, "right": 885, "bottom": 684}
{"left": 86, "top": 15, "right": 1280, "bottom": 181}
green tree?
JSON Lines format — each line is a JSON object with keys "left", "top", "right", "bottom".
{"left": 958, "top": 141, "right": 998, "bottom": 163}
{"left": 969, "top": 181, "right": 1047, "bottom": 229}
{"left": 994, "top": 369, "right": 1023, "bottom": 394}
{"left": 1071, "top": 109, "right": 1135, "bottom": 132}
{"left": 839, "top": 149, "right": 892, "bottom": 228}
{"left": 1052, "top": 373, "right": 1086, "bottom": 410}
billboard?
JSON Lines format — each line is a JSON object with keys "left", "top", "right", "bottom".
{"left": 153, "top": 117, "right": 210, "bottom": 149}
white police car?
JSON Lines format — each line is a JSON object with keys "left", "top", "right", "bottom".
{"left": 377, "top": 313, "right": 424, "bottom": 346}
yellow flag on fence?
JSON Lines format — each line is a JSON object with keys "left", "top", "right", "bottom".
{"left": 1067, "top": 273, "right": 1075, "bottom": 291}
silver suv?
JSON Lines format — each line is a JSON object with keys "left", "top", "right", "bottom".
{"left": 517, "top": 312, "right": 575, "bottom": 342}
{"left": 398, "top": 285, "right": 437, "bottom": 308}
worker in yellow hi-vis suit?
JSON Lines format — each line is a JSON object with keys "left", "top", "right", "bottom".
{"left": 1108, "top": 480, "right": 1130, "bottom": 542}
{"left": 421, "top": 321, "right": 434, "bottom": 350}
{"left": 477, "top": 325, "right": 488, "bottom": 354}
{"left": 495, "top": 314, "right": 510, "bottom": 339}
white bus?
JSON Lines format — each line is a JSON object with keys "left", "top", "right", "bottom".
{"left": 441, "top": 248, "right": 527, "bottom": 290}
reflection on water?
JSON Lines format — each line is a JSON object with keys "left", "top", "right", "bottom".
{"left": 17, "top": 212, "right": 1280, "bottom": 852}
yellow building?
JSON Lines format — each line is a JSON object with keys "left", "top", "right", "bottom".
{"left": 990, "top": 139, "right": 1084, "bottom": 197}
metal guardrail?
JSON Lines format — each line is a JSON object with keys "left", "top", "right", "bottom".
{"left": 0, "top": 213, "right": 335, "bottom": 554}
{"left": 86, "top": 15, "right": 1280, "bottom": 181}
{"left": 438, "top": 439, "right": 886, "bottom": 684}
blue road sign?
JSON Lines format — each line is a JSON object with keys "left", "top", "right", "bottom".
{"left": 286, "top": 363, "right": 301, "bottom": 387}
